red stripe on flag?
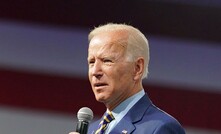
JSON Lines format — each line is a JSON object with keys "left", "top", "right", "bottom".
{"left": 0, "top": 68, "right": 220, "bottom": 130}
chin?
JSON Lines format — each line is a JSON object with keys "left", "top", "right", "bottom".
{"left": 96, "top": 96, "right": 106, "bottom": 102}
{"left": 95, "top": 94, "right": 108, "bottom": 103}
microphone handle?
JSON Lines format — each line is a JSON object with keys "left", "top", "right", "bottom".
{"left": 76, "top": 120, "right": 89, "bottom": 134}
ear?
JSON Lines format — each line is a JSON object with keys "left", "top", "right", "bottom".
{"left": 133, "top": 57, "right": 144, "bottom": 81}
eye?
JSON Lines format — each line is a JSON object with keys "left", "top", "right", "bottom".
{"left": 88, "top": 59, "right": 95, "bottom": 65}
{"left": 103, "top": 59, "right": 112, "bottom": 63}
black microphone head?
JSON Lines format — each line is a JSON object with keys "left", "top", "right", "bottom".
{"left": 77, "top": 107, "right": 93, "bottom": 122}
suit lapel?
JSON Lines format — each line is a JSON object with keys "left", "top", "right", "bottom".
{"left": 109, "top": 117, "right": 135, "bottom": 134}
{"left": 110, "top": 94, "right": 152, "bottom": 134}
{"left": 89, "top": 118, "right": 101, "bottom": 134}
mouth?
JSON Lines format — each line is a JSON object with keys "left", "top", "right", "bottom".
{"left": 94, "top": 83, "right": 108, "bottom": 88}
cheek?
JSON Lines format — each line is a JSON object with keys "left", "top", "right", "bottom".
{"left": 116, "top": 68, "right": 134, "bottom": 84}
{"left": 110, "top": 69, "right": 128, "bottom": 87}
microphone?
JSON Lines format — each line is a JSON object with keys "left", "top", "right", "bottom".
{"left": 76, "top": 107, "right": 93, "bottom": 134}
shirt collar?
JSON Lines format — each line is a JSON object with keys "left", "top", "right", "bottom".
{"left": 111, "top": 89, "right": 145, "bottom": 119}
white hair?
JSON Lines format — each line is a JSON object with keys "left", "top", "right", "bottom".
{"left": 88, "top": 23, "right": 150, "bottom": 79}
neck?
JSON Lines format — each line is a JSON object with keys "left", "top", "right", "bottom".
{"left": 106, "top": 82, "right": 143, "bottom": 111}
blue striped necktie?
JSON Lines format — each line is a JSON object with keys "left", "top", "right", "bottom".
{"left": 95, "top": 111, "right": 115, "bottom": 134}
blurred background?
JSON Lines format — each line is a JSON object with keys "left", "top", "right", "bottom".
{"left": 0, "top": 0, "right": 221, "bottom": 134}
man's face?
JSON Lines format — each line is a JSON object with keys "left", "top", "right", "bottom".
{"left": 88, "top": 31, "right": 136, "bottom": 109}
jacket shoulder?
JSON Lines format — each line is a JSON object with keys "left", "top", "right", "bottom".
{"left": 134, "top": 104, "right": 185, "bottom": 134}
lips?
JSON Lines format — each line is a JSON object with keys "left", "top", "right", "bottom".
{"left": 94, "top": 83, "right": 108, "bottom": 87}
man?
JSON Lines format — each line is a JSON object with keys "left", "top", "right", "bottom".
{"left": 70, "top": 23, "right": 185, "bottom": 134}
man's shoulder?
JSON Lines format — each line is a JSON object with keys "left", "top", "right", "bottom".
{"left": 146, "top": 104, "right": 177, "bottom": 120}
{"left": 136, "top": 104, "right": 185, "bottom": 133}
{"left": 130, "top": 95, "right": 185, "bottom": 133}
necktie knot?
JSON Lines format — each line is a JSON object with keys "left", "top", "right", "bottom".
{"left": 95, "top": 111, "right": 115, "bottom": 134}
{"left": 103, "top": 111, "right": 115, "bottom": 123}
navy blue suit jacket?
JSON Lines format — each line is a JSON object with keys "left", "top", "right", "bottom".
{"left": 88, "top": 94, "right": 185, "bottom": 134}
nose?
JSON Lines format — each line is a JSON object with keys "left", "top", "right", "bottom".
{"left": 91, "top": 61, "right": 103, "bottom": 79}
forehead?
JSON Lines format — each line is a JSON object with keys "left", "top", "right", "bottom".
{"left": 88, "top": 31, "right": 128, "bottom": 56}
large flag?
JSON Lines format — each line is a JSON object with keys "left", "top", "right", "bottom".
{"left": 0, "top": 1, "right": 221, "bottom": 133}
{"left": 0, "top": 20, "right": 220, "bottom": 134}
